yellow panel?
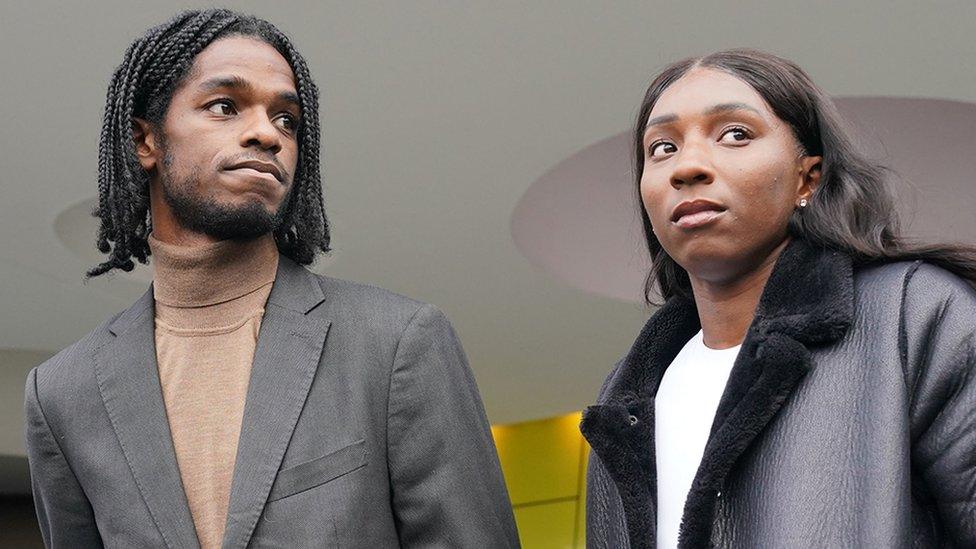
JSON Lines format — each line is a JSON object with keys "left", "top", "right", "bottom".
{"left": 514, "top": 500, "right": 577, "bottom": 549}
{"left": 492, "top": 412, "right": 583, "bottom": 505}
{"left": 576, "top": 442, "right": 590, "bottom": 548}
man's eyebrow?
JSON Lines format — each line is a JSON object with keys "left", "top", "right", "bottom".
{"left": 278, "top": 90, "right": 301, "bottom": 110}
{"left": 198, "top": 75, "right": 301, "bottom": 110}
{"left": 643, "top": 102, "right": 763, "bottom": 135}
{"left": 198, "top": 75, "right": 253, "bottom": 93}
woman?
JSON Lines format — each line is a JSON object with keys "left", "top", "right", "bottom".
{"left": 579, "top": 49, "right": 976, "bottom": 548}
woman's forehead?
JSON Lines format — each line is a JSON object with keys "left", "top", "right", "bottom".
{"left": 649, "top": 67, "right": 773, "bottom": 121}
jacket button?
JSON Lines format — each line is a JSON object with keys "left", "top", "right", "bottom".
{"left": 628, "top": 415, "right": 638, "bottom": 425}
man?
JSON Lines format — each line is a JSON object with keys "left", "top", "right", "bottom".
{"left": 25, "top": 10, "right": 519, "bottom": 548}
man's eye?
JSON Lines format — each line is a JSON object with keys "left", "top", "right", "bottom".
{"left": 719, "top": 127, "right": 751, "bottom": 143}
{"left": 207, "top": 100, "right": 236, "bottom": 115}
{"left": 649, "top": 141, "right": 677, "bottom": 157}
{"left": 274, "top": 114, "right": 297, "bottom": 132}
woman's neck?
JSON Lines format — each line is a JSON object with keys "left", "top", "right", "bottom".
{"left": 689, "top": 239, "right": 789, "bottom": 349}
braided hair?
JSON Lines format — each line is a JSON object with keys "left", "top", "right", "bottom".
{"left": 88, "top": 9, "right": 328, "bottom": 277}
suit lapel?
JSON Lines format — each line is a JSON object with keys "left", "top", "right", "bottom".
{"left": 221, "top": 258, "right": 331, "bottom": 549}
{"left": 677, "top": 330, "right": 812, "bottom": 547}
{"left": 678, "top": 241, "right": 854, "bottom": 547}
{"left": 94, "top": 289, "right": 200, "bottom": 549}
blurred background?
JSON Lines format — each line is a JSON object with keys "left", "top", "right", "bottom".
{"left": 3, "top": 1, "right": 976, "bottom": 546}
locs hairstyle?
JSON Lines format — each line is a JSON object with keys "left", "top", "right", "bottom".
{"left": 88, "top": 9, "right": 328, "bottom": 277}
{"left": 634, "top": 48, "right": 976, "bottom": 303}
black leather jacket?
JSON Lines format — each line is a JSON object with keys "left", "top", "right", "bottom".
{"left": 581, "top": 240, "right": 976, "bottom": 548}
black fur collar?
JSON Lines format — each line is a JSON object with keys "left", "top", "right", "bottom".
{"left": 580, "top": 239, "right": 854, "bottom": 548}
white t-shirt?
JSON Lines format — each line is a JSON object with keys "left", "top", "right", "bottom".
{"left": 654, "top": 330, "right": 740, "bottom": 549}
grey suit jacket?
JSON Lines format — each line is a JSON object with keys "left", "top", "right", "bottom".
{"left": 25, "top": 257, "right": 519, "bottom": 548}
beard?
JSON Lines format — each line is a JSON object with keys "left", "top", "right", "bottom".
{"left": 157, "top": 149, "right": 291, "bottom": 241}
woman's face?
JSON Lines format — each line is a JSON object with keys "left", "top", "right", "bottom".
{"left": 640, "top": 67, "right": 820, "bottom": 285}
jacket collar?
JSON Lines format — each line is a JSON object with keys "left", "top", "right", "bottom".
{"left": 580, "top": 239, "right": 854, "bottom": 548}
{"left": 96, "top": 289, "right": 199, "bottom": 549}
{"left": 106, "top": 253, "right": 325, "bottom": 338}
{"left": 98, "top": 257, "right": 331, "bottom": 549}
{"left": 221, "top": 257, "right": 331, "bottom": 549}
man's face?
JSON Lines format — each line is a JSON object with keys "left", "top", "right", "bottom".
{"left": 139, "top": 35, "right": 301, "bottom": 241}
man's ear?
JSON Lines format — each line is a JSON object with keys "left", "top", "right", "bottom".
{"left": 132, "top": 118, "right": 159, "bottom": 173}
{"left": 797, "top": 155, "right": 822, "bottom": 201}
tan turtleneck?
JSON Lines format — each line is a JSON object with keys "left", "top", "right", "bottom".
{"left": 148, "top": 233, "right": 279, "bottom": 549}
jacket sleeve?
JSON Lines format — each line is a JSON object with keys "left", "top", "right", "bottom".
{"left": 24, "top": 366, "right": 103, "bottom": 548}
{"left": 904, "top": 264, "right": 976, "bottom": 547}
{"left": 386, "top": 304, "right": 520, "bottom": 548}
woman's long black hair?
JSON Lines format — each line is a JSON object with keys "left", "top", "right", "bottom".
{"left": 633, "top": 48, "right": 976, "bottom": 302}
{"left": 88, "top": 9, "right": 328, "bottom": 277}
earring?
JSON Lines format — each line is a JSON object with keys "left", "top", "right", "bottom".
{"left": 798, "top": 198, "right": 808, "bottom": 208}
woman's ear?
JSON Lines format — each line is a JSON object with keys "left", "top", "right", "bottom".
{"left": 132, "top": 118, "right": 159, "bottom": 173}
{"left": 797, "top": 155, "right": 822, "bottom": 201}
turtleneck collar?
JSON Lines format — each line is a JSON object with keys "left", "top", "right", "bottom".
{"left": 148, "top": 233, "right": 279, "bottom": 307}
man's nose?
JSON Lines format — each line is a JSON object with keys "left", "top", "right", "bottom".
{"left": 240, "top": 111, "right": 282, "bottom": 154}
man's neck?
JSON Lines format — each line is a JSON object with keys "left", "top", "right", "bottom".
{"left": 688, "top": 239, "right": 789, "bottom": 349}
{"left": 148, "top": 232, "right": 279, "bottom": 308}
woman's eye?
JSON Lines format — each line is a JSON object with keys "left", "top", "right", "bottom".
{"left": 649, "top": 141, "right": 677, "bottom": 157}
{"left": 719, "top": 127, "right": 751, "bottom": 143}
{"left": 274, "top": 114, "right": 297, "bottom": 132}
{"left": 207, "top": 100, "right": 236, "bottom": 116}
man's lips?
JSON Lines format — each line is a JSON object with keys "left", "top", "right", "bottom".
{"left": 670, "top": 199, "right": 727, "bottom": 229}
{"left": 223, "top": 159, "right": 284, "bottom": 182}
{"left": 225, "top": 167, "right": 280, "bottom": 186}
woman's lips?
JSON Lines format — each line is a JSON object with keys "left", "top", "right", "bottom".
{"left": 670, "top": 199, "right": 727, "bottom": 229}
{"left": 673, "top": 209, "right": 725, "bottom": 229}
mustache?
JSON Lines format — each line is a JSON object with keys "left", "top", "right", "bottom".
{"left": 221, "top": 153, "right": 291, "bottom": 183}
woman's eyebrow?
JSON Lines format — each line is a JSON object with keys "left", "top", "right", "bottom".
{"left": 644, "top": 113, "right": 678, "bottom": 131}
{"left": 703, "top": 102, "right": 762, "bottom": 117}
{"left": 644, "top": 102, "right": 764, "bottom": 136}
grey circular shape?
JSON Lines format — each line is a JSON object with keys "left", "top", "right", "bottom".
{"left": 54, "top": 197, "right": 154, "bottom": 282}
{"left": 511, "top": 97, "right": 976, "bottom": 303}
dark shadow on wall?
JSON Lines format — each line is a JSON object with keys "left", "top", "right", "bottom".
{"left": 0, "top": 495, "right": 43, "bottom": 548}
{"left": 0, "top": 454, "right": 42, "bottom": 547}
